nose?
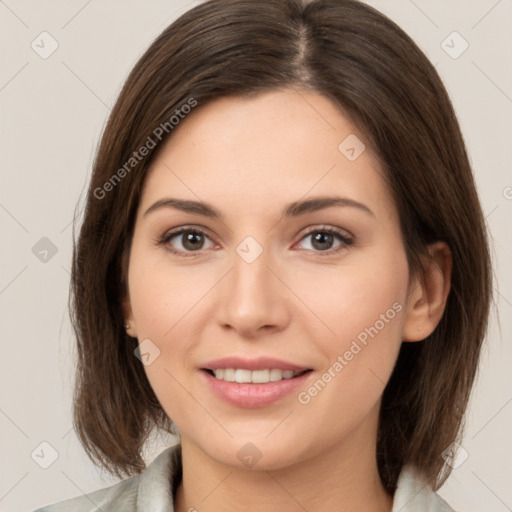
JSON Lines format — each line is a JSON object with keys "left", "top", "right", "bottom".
{"left": 214, "top": 243, "right": 291, "bottom": 338}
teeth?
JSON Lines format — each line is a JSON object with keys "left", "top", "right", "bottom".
{"left": 211, "top": 368, "right": 304, "bottom": 383}
{"left": 270, "top": 368, "right": 284, "bottom": 381}
{"left": 251, "top": 369, "right": 269, "bottom": 383}
{"left": 223, "top": 369, "right": 235, "bottom": 382}
{"left": 235, "top": 369, "right": 252, "bottom": 383}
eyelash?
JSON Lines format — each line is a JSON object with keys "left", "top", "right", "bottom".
{"left": 155, "top": 224, "right": 354, "bottom": 258}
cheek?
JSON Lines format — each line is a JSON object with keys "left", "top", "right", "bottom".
{"left": 127, "top": 247, "right": 202, "bottom": 421}
{"left": 126, "top": 243, "right": 215, "bottom": 399}
{"left": 128, "top": 243, "right": 211, "bottom": 337}
{"left": 292, "top": 250, "right": 408, "bottom": 351}
{"left": 331, "top": 270, "right": 405, "bottom": 347}
{"left": 292, "top": 248, "right": 408, "bottom": 410}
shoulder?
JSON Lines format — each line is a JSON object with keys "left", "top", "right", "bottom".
{"left": 392, "top": 465, "right": 459, "bottom": 512}
{"left": 33, "top": 444, "right": 182, "bottom": 512}
{"left": 33, "top": 475, "right": 139, "bottom": 512}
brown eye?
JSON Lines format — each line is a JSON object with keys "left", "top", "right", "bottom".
{"left": 296, "top": 226, "right": 354, "bottom": 254}
{"left": 178, "top": 231, "right": 206, "bottom": 251}
{"left": 310, "top": 232, "right": 335, "bottom": 251}
{"left": 158, "top": 227, "right": 216, "bottom": 257}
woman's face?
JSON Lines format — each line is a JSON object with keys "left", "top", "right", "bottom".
{"left": 125, "top": 88, "right": 413, "bottom": 470}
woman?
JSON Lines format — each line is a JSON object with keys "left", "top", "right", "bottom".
{"left": 35, "top": 0, "right": 492, "bottom": 510}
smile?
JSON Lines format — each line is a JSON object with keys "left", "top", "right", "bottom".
{"left": 201, "top": 368, "right": 313, "bottom": 408}
{"left": 207, "top": 368, "right": 309, "bottom": 384}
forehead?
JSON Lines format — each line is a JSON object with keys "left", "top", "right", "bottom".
{"left": 139, "top": 89, "right": 397, "bottom": 225}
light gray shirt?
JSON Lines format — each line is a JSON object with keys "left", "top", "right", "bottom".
{"left": 34, "top": 444, "right": 457, "bottom": 511}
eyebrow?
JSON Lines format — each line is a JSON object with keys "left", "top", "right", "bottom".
{"left": 143, "top": 195, "right": 375, "bottom": 220}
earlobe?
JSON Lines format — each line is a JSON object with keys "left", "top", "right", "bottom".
{"left": 122, "top": 295, "right": 137, "bottom": 338}
{"left": 402, "top": 241, "right": 452, "bottom": 342}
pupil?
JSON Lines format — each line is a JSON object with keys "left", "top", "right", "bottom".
{"left": 313, "top": 232, "right": 333, "bottom": 251}
{"left": 184, "top": 232, "right": 203, "bottom": 250}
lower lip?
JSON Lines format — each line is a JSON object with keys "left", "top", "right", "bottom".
{"left": 202, "top": 370, "right": 312, "bottom": 408}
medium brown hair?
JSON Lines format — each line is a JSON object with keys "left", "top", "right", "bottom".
{"left": 70, "top": 0, "right": 492, "bottom": 492}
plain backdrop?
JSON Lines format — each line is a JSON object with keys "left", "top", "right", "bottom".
{"left": 0, "top": 1, "right": 511, "bottom": 511}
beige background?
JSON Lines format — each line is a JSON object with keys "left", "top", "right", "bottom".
{"left": 1, "top": 1, "right": 511, "bottom": 511}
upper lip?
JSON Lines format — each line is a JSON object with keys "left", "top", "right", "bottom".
{"left": 202, "top": 356, "right": 311, "bottom": 372}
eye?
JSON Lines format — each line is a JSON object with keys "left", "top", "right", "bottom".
{"left": 295, "top": 225, "right": 354, "bottom": 255}
{"left": 155, "top": 224, "right": 354, "bottom": 258}
{"left": 156, "top": 226, "right": 216, "bottom": 257}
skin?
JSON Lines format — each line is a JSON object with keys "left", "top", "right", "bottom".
{"left": 123, "top": 88, "right": 452, "bottom": 512}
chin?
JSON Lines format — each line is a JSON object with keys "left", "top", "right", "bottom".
{"left": 196, "top": 434, "right": 312, "bottom": 472}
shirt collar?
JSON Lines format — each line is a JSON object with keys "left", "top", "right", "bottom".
{"left": 136, "top": 443, "right": 181, "bottom": 511}
{"left": 391, "top": 464, "right": 455, "bottom": 511}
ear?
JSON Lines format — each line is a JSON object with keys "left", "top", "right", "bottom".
{"left": 122, "top": 293, "right": 138, "bottom": 338}
{"left": 402, "top": 241, "right": 452, "bottom": 342}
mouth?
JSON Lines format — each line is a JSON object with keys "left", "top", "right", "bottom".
{"left": 202, "top": 368, "right": 312, "bottom": 384}
{"left": 199, "top": 358, "right": 314, "bottom": 408}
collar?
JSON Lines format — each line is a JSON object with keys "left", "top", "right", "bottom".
{"left": 391, "top": 464, "right": 455, "bottom": 511}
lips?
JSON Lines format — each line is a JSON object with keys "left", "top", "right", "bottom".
{"left": 202, "top": 356, "right": 311, "bottom": 372}
{"left": 200, "top": 357, "right": 313, "bottom": 408}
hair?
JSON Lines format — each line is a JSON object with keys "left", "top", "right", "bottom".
{"left": 70, "top": 0, "right": 492, "bottom": 493}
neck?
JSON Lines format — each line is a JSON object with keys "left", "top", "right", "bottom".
{"left": 174, "top": 413, "right": 393, "bottom": 512}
